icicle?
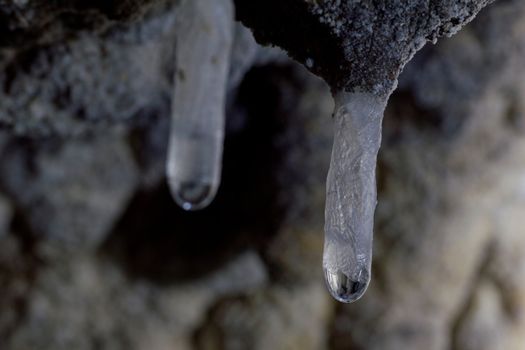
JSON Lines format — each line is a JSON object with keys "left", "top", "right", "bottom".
{"left": 167, "top": 0, "right": 234, "bottom": 211}
{"left": 323, "top": 92, "right": 388, "bottom": 303}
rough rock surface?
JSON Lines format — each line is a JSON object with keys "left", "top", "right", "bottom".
{"left": 0, "top": 1, "right": 177, "bottom": 135}
{"left": 235, "top": 0, "right": 494, "bottom": 94}
{"left": 1, "top": 0, "right": 525, "bottom": 349}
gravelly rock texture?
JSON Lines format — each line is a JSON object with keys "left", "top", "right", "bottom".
{"left": 0, "top": 1, "right": 178, "bottom": 135}
{"left": 1, "top": 0, "right": 525, "bottom": 349}
{"left": 235, "top": 0, "right": 494, "bottom": 95}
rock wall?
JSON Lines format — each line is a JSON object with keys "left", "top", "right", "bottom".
{"left": 0, "top": 0, "right": 525, "bottom": 349}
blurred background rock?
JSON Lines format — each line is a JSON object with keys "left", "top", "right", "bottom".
{"left": 1, "top": 0, "right": 525, "bottom": 349}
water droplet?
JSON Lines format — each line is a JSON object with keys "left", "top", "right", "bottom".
{"left": 323, "top": 91, "right": 388, "bottom": 303}
{"left": 306, "top": 58, "right": 314, "bottom": 68}
{"left": 170, "top": 180, "right": 216, "bottom": 211}
{"left": 324, "top": 267, "right": 370, "bottom": 303}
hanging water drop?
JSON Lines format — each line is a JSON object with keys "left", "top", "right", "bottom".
{"left": 167, "top": 0, "right": 234, "bottom": 211}
{"left": 323, "top": 92, "right": 388, "bottom": 303}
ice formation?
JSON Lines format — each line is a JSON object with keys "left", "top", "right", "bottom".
{"left": 323, "top": 92, "right": 387, "bottom": 303}
{"left": 167, "top": 0, "right": 387, "bottom": 303}
{"left": 167, "top": 0, "right": 234, "bottom": 211}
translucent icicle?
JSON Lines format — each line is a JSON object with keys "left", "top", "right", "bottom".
{"left": 167, "top": 0, "right": 234, "bottom": 211}
{"left": 323, "top": 92, "right": 388, "bottom": 303}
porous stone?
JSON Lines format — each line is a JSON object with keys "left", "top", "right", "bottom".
{"left": 235, "top": 0, "right": 495, "bottom": 94}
